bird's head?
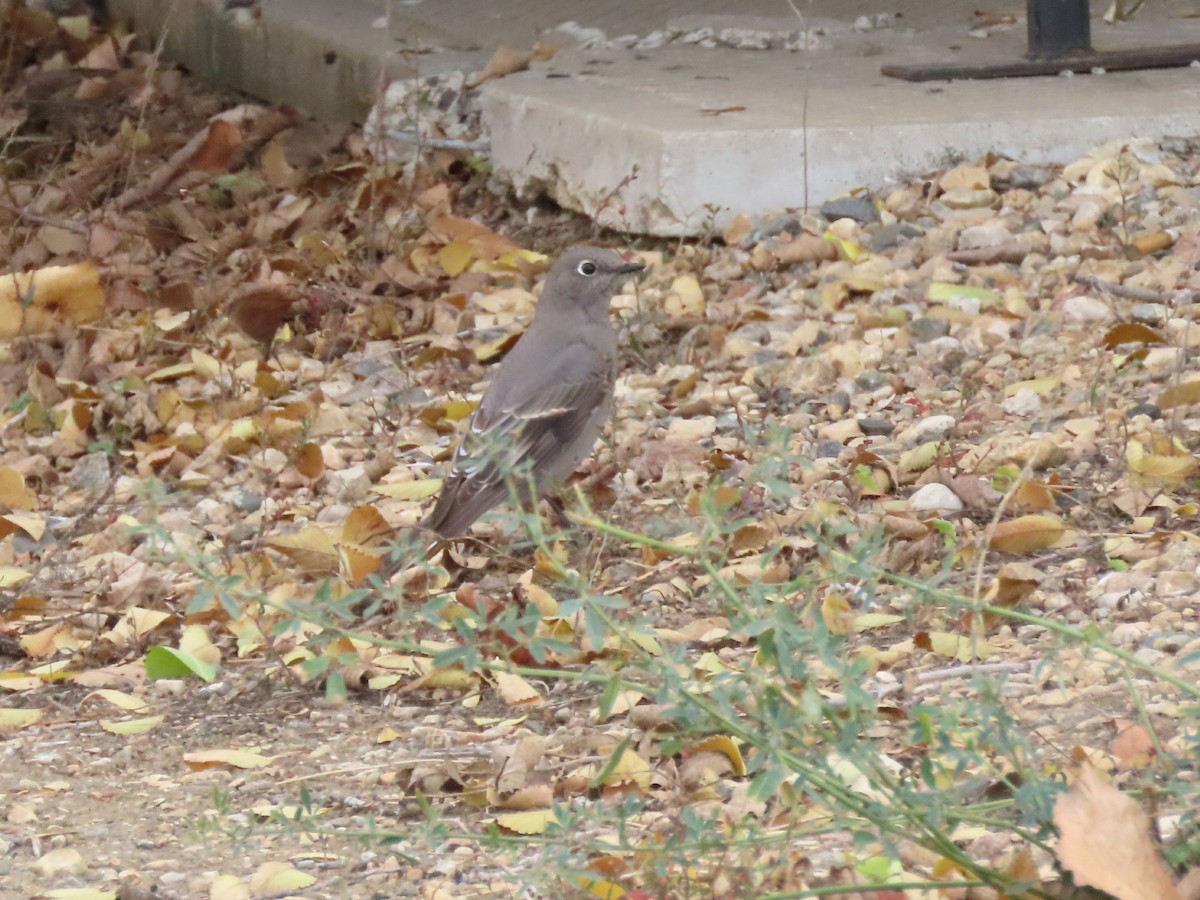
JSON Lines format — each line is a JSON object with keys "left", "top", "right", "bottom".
{"left": 542, "top": 246, "right": 645, "bottom": 311}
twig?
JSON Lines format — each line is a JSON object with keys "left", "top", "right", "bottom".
{"left": 915, "top": 660, "right": 1031, "bottom": 685}
{"left": 0, "top": 201, "right": 88, "bottom": 234}
{"left": 383, "top": 130, "right": 489, "bottom": 153}
{"left": 946, "top": 242, "right": 1039, "bottom": 265}
{"left": 1073, "top": 273, "right": 1195, "bottom": 304}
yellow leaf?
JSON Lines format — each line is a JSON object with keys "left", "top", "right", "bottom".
{"left": 183, "top": 749, "right": 274, "bottom": 770}
{"left": 0, "top": 262, "right": 104, "bottom": 336}
{"left": 130, "top": 607, "right": 172, "bottom": 637}
{"left": 248, "top": 861, "right": 317, "bottom": 894}
{"left": 1004, "top": 375, "right": 1060, "bottom": 397}
{"left": 0, "top": 565, "right": 30, "bottom": 588}
{"left": 1158, "top": 379, "right": 1200, "bottom": 410}
{"left": 1, "top": 511, "right": 44, "bottom": 539}
{"left": 492, "top": 671, "right": 543, "bottom": 706}
{"left": 341, "top": 504, "right": 391, "bottom": 544}
{"left": 494, "top": 248, "right": 548, "bottom": 268}
{"left": 1126, "top": 439, "right": 1196, "bottom": 487}
{"left": 823, "top": 230, "right": 869, "bottom": 261}
{"left": 179, "top": 624, "right": 222, "bottom": 667}
{"left": 267, "top": 525, "right": 339, "bottom": 571}
{"left": 0, "top": 467, "right": 38, "bottom": 510}
{"left": 495, "top": 809, "right": 555, "bottom": 834}
{"left": 376, "top": 727, "right": 401, "bottom": 743}
{"left": 927, "top": 282, "right": 1000, "bottom": 305}
{"left": 821, "top": 592, "right": 855, "bottom": 635}
{"left": 925, "top": 631, "right": 995, "bottom": 662}
{"left": 853, "top": 613, "right": 905, "bottom": 631}
{"left": 988, "top": 515, "right": 1067, "bottom": 554}
{"left": 438, "top": 241, "right": 475, "bottom": 277}
{"left": 80, "top": 689, "right": 148, "bottom": 713}
{"left": 664, "top": 275, "right": 705, "bottom": 318}
{"left": 99, "top": 715, "right": 163, "bottom": 735}
{"left": 443, "top": 399, "right": 475, "bottom": 421}
{"left": 0, "top": 708, "right": 42, "bottom": 729}
{"left": 0, "top": 674, "right": 41, "bottom": 691}
{"left": 577, "top": 876, "right": 626, "bottom": 900}
{"left": 145, "top": 362, "right": 196, "bottom": 382}
{"left": 340, "top": 542, "right": 382, "bottom": 585}
{"left": 600, "top": 747, "right": 651, "bottom": 792}
{"left": 190, "top": 349, "right": 222, "bottom": 378}
{"left": 208, "top": 873, "right": 251, "bottom": 900}
{"left": 689, "top": 735, "right": 747, "bottom": 776}
{"left": 521, "top": 581, "right": 558, "bottom": 616}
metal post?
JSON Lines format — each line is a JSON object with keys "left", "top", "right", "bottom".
{"left": 1027, "top": 0, "right": 1092, "bottom": 59}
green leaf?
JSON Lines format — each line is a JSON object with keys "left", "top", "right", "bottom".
{"left": 144, "top": 646, "right": 216, "bottom": 682}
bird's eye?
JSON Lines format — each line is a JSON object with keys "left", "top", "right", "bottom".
{"left": 577, "top": 261, "right": 598, "bottom": 276}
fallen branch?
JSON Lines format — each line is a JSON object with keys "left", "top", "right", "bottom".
{"left": 915, "top": 660, "right": 1031, "bottom": 685}
{"left": 1073, "top": 273, "right": 1196, "bottom": 304}
{"left": 0, "top": 200, "right": 87, "bottom": 234}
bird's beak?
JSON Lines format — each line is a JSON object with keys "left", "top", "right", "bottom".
{"left": 617, "top": 261, "right": 646, "bottom": 275}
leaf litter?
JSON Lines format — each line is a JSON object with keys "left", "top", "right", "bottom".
{"left": 0, "top": 5, "right": 1198, "bottom": 899}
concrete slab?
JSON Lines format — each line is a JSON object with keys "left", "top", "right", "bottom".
{"left": 107, "top": 0, "right": 1200, "bottom": 235}
{"left": 484, "top": 13, "right": 1200, "bottom": 234}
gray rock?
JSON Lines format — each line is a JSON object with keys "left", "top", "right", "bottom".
{"left": 1126, "top": 402, "right": 1162, "bottom": 420}
{"left": 1003, "top": 387, "right": 1042, "bottom": 417}
{"left": 1003, "top": 164, "right": 1056, "bottom": 190}
{"left": 910, "top": 317, "right": 951, "bottom": 342}
{"left": 229, "top": 489, "right": 264, "bottom": 513}
{"left": 908, "top": 483, "right": 963, "bottom": 514}
{"left": 914, "top": 336, "right": 964, "bottom": 365}
{"left": 820, "top": 196, "right": 880, "bottom": 225}
{"left": 70, "top": 451, "right": 111, "bottom": 490}
{"left": 857, "top": 417, "right": 895, "bottom": 436}
{"left": 855, "top": 370, "right": 889, "bottom": 391}
{"left": 868, "top": 222, "right": 923, "bottom": 251}
{"left": 899, "top": 414, "right": 956, "bottom": 444}
{"left": 742, "top": 213, "right": 803, "bottom": 247}
{"left": 327, "top": 464, "right": 371, "bottom": 502}
{"left": 813, "top": 440, "right": 843, "bottom": 459}
{"left": 1063, "top": 294, "right": 1112, "bottom": 323}
{"left": 958, "top": 223, "right": 1012, "bottom": 249}
{"left": 1130, "top": 303, "right": 1168, "bottom": 324}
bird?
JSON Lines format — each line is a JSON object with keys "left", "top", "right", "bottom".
{"left": 422, "top": 245, "right": 645, "bottom": 540}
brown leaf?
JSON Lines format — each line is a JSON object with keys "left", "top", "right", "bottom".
{"left": 227, "top": 283, "right": 298, "bottom": 343}
{"left": 295, "top": 442, "right": 324, "bottom": 480}
{"left": 987, "top": 515, "right": 1066, "bottom": 554}
{"left": 1053, "top": 765, "right": 1181, "bottom": 900}
{"left": 426, "top": 212, "right": 517, "bottom": 260}
{"left": 468, "top": 45, "right": 534, "bottom": 87}
{"left": 1101, "top": 322, "right": 1167, "bottom": 349}
{"left": 1110, "top": 719, "right": 1156, "bottom": 769}
{"left": 188, "top": 117, "right": 242, "bottom": 173}
{"left": 1158, "top": 380, "right": 1200, "bottom": 410}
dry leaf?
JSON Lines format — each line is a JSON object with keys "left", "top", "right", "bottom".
{"left": 0, "top": 262, "right": 104, "bottom": 336}
{"left": 988, "top": 515, "right": 1067, "bottom": 554}
{"left": 227, "top": 283, "right": 297, "bottom": 344}
{"left": 1054, "top": 764, "right": 1181, "bottom": 900}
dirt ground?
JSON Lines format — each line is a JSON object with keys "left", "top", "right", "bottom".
{"left": 1, "top": 5, "right": 1199, "bottom": 900}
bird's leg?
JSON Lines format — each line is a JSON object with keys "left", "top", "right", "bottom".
{"left": 542, "top": 492, "right": 573, "bottom": 531}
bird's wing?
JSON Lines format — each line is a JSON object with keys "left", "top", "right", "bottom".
{"left": 424, "top": 341, "right": 612, "bottom": 537}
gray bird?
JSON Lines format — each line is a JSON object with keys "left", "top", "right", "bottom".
{"left": 423, "top": 245, "right": 644, "bottom": 539}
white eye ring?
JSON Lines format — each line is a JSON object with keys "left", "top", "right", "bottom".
{"left": 577, "top": 260, "right": 598, "bottom": 276}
